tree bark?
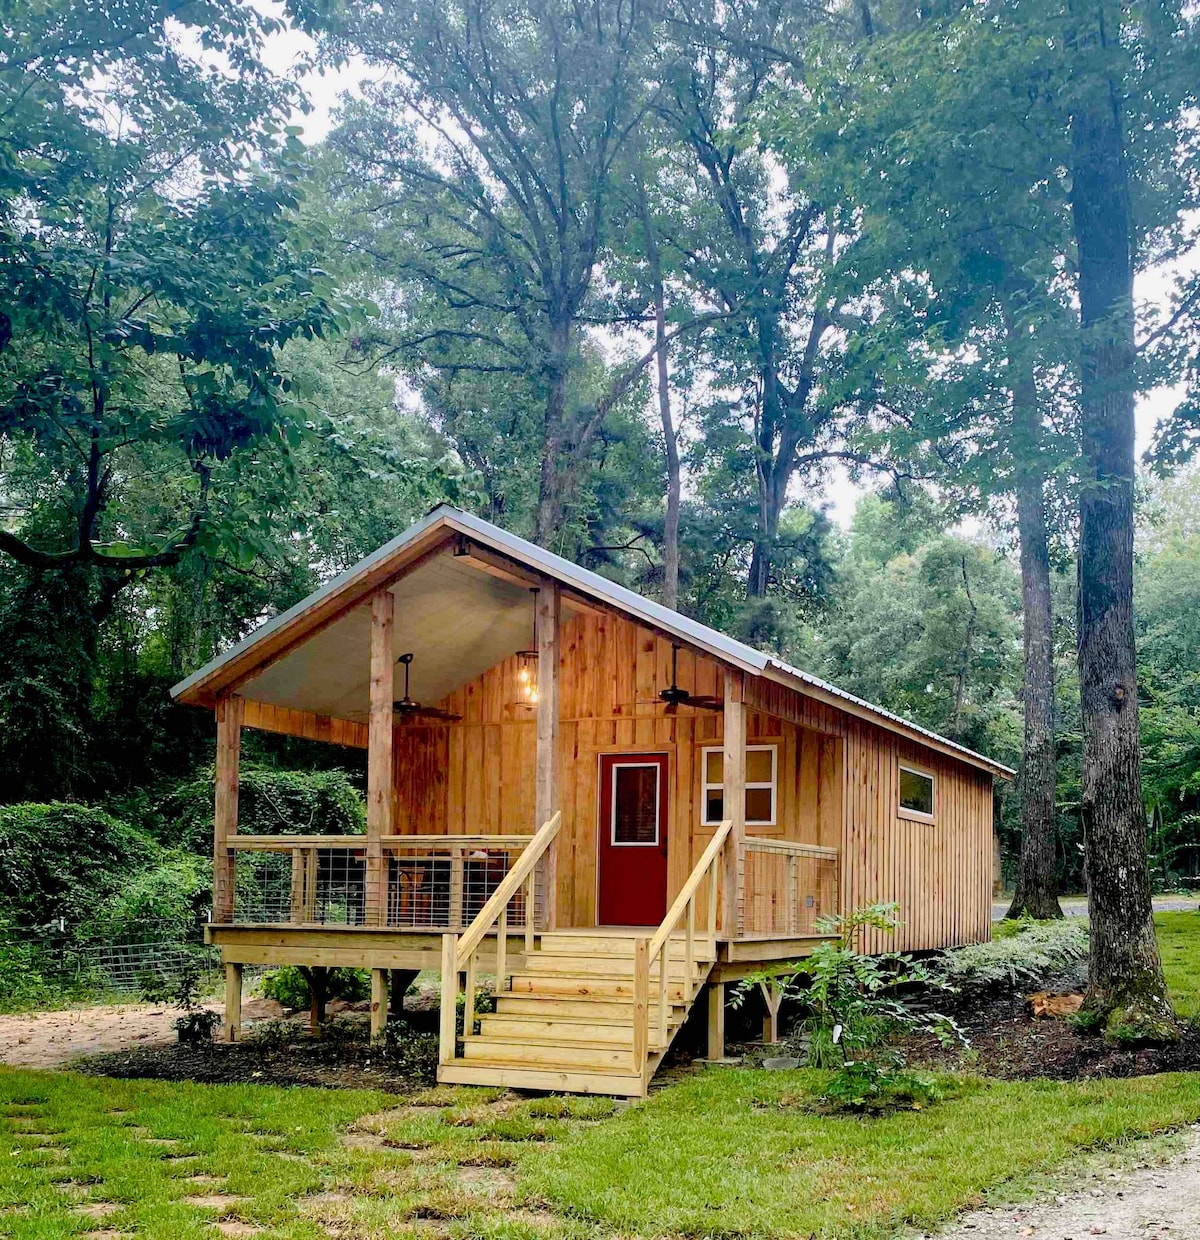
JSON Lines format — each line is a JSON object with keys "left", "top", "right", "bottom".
{"left": 636, "top": 178, "right": 681, "bottom": 610}
{"left": 1068, "top": 3, "right": 1174, "bottom": 1037}
{"left": 1006, "top": 359, "right": 1063, "bottom": 920}
{"left": 535, "top": 319, "right": 572, "bottom": 547}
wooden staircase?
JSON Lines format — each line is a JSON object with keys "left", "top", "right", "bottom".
{"left": 437, "top": 813, "right": 733, "bottom": 1097}
{"left": 438, "top": 929, "right": 717, "bottom": 1095}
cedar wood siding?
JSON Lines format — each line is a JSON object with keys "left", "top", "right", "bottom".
{"left": 389, "top": 610, "right": 994, "bottom": 952}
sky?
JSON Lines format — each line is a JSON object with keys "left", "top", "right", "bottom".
{"left": 259, "top": 20, "right": 1194, "bottom": 531}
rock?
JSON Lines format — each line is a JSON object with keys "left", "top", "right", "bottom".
{"left": 761, "top": 1056, "right": 801, "bottom": 1070}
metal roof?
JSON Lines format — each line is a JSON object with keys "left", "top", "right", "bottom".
{"left": 171, "top": 505, "right": 1015, "bottom": 778}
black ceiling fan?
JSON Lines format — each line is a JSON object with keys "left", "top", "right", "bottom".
{"left": 393, "top": 652, "right": 462, "bottom": 723}
{"left": 639, "top": 645, "right": 723, "bottom": 713}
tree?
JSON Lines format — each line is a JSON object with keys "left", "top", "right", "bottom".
{"left": 0, "top": 0, "right": 356, "bottom": 617}
{"left": 311, "top": 0, "right": 696, "bottom": 548}
{"left": 786, "top": 6, "right": 1079, "bottom": 918}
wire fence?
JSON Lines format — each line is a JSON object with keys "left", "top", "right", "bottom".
{"left": 1, "top": 919, "right": 221, "bottom": 1001}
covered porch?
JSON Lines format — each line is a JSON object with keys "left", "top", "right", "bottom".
{"left": 184, "top": 510, "right": 841, "bottom": 1089}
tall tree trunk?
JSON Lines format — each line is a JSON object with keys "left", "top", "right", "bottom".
{"left": 1069, "top": 3, "right": 1174, "bottom": 1037}
{"left": 535, "top": 319, "right": 572, "bottom": 547}
{"left": 1006, "top": 360, "right": 1063, "bottom": 920}
{"left": 637, "top": 177, "right": 681, "bottom": 609}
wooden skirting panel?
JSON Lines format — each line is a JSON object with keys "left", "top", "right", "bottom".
{"left": 207, "top": 925, "right": 531, "bottom": 972}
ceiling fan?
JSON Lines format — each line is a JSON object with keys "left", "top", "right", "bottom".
{"left": 393, "top": 652, "right": 462, "bottom": 723}
{"left": 639, "top": 645, "right": 723, "bottom": 713}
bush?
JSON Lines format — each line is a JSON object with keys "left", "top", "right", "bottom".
{"left": 261, "top": 965, "right": 371, "bottom": 1010}
{"left": 816, "top": 1059, "right": 950, "bottom": 1115}
{"left": 0, "top": 803, "right": 158, "bottom": 928}
{"left": 157, "top": 766, "right": 366, "bottom": 853}
{"left": 80, "top": 852, "right": 211, "bottom": 945}
{"left": 739, "top": 903, "right": 962, "bottom": 1069}
{"left": 930, "top": 916, "right": 1089, "bottom": 995}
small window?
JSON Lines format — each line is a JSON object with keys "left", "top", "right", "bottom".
{"left": 702, "top": 745, "right": 777, "bottom": 826}
{"left": 899, "top": 765, "right": 935, "bottom": 819}
{"left": 610, "top": 763, "right": 661, "bottom": 846}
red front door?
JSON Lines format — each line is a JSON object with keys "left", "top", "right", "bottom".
{"left": 597, "top": 753, "right": 669, "bottom": 926}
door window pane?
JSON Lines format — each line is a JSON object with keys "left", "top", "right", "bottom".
{"left": 613, "top": 765, "right": 659, "bottom": 844}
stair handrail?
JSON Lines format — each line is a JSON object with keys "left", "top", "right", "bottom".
{"left": 635, "top": 819, "right": 734, "bottom": 1071}
{"left": 439, "top": 810, "right": 563, "bottom": 1064}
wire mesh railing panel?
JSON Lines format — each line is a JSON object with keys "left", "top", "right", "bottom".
{"left": 233, "top": 847, "right": 366, "bottom": 925}
{"left": 386, "top": 845, "right": 529, "bottom": 931}
{"left": 740, "top": 842, "right": 839, "bottom": 938}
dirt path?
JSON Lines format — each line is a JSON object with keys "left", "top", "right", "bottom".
{"left": 935, "top": 1126, "right": 1200, "bottom": 1239}
{"left": 0, "top": 1000, "right": 282, "bottom": 1069}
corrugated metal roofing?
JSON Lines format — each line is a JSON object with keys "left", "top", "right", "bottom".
{"left": 171, "top": 505, "right": 1015, "bottom": 778}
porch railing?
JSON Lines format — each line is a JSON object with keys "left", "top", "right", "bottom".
{"left": 225, "top": 834, "right": 534, "bottom": 930}
{"left": 737, "top": 839, "right": 838, "bottom": 938}
{"left": 438, "top": 810, "right": 563, "bottom": 1067}
{"left": 633, "top": 819, "right": 733, "bottom": 1068}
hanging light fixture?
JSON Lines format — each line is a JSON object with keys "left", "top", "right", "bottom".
{"left": 515, "top": 589, "right": 539, "bottom": 707}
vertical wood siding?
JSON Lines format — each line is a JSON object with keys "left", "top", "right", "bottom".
{"left": 385, "top": 610, "right": 994, "bottom": 949}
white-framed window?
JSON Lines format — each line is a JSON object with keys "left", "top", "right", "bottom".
{"left": 609, "top": 761, "right": 663, "bottom": 847}
{"left": 898, "top": 764, "right": 936, "bottom": 821}
{"left": 701, "top": 744, "right": 777, "bottom": 826}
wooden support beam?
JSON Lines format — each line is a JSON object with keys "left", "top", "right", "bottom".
{"left": 370, "top": 969, "right": 388, "bottom": 1043}
{"left": 535, "top": 580, "right": 561, "bottom": 930}
{"left": 213, "top": 695, "right": 244, "bottom": 924}
{"left": 366, "top": 590, "right": 395, "bottom": 927}
{"left": 706, "top": 982, "right": 726, "bottom": 1061}
{"left": 722, "top": 669, "right": 746, "bottom": 937}
{"left": 223, "top": 962, "right": 243, "bottom": 1042}
{"left": 759, "top": 979, "right": 784, "bottom": 1045}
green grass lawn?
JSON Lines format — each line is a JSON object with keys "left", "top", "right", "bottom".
{"left": 4, "top": 911, "right": 1200, "bottom": 1239}
{"left": 1156, "top": 910, "right": 1200, "bottom": 1018}
{"left": 7, "top": 1066, "right": 1200, "bottom": 1240}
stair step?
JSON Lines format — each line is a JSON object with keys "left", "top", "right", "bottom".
{"left": 538, "top": 933, "right": 716, "bottom": 959}
{"left": 462, "top": 1034, "right": 637, "bottom": 1071}
{"left": 438, "top": 1061, "right": 648, "bottom": 1097}
{"left": 478, "top": 1014, "right": 635, "bottom": 1043}
{"left": 508, "top": 974, "right": 690, "bottom": 1001}
{"left": 495, "top": 994, "right": 674, "bottom": 1020}
{"left": 522, "top": 956, "right": 708, "bottom": 980}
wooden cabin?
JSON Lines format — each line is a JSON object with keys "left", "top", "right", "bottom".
{"left": 173, "top": 506, "right": 1012, "bottom": 1096}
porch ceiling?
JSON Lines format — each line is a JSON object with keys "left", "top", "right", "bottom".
{"left": 240, "top": 553, "right": 579, "bottom": 723}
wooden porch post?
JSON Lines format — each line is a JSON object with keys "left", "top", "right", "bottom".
{"left": 370, "top": 969, "right": 388, "bottom": 1044}
{"left": 705, "top": 981, "right": 726, "bottom": 1061}
{"left": 535, "top": 581, "right": 561, "bottom": 929}
{"left": 213, "top": 694, "right": 244, "bottom": 924}
{"left": 366, "top": 590, "right": 395, "bottom": 927}
{"left": 224, "top": 962, "right": 243, "bottom": 1043}
{"left": 722, "top": 668, "right": 746, "bottom": 937}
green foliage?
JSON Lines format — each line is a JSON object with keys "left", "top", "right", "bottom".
{"left": 816, "top": 1060, "right": 951, "bottom": 1116}
{"left": 0, "top": 803, "right": 157, "bottom": 928}
{"left": 81, "top": 853, "right": 211, "bottom": 945}
{"left": 157, "top": 765, "right": 365, "bottom": 853}
{"left": 260, "top": 966, "right": 371, "bottom": 1010}
{"left": 933, "top": 918, "right": 1090, "bottom": 995}
{"left": 739, "top": 904, "right": 961, "bottom": 1069}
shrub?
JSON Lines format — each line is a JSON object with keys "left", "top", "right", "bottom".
{"left": 816, "top": 1059, "right": 949, "bottom": 1115}
{"left": 739, "top": 903, "right": 962, "bottom": 1069}
{"left": 80, "top": 852, "right": 211, "bottom": 945}
{"left": 930, "top": 916, "right": 1089, "bottom": 995}
{"left": 157, "top": 766, "right": 366, "bottom": 853}
{"left": 261, "top": 965, "right": 371, "bottom": 1010}
{"left": 0, "top": 803, "right": 158, "bottom": 928}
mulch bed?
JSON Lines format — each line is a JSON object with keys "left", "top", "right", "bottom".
{"left": 74, "top": 1011, "right": 439, "bottom": 1094}
{"left": 905, "top": 988, "right": 1200, "bottom": 1080}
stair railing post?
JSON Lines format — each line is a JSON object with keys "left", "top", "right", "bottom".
{"left": 464, "top": 948, "right": 477, "bottom": 1038}
{"left": 685, "top": 897, "right": 695, "bottom": 991}
{"left": 495, "top": 904, "right": 508, "bottom": 994}
{"left": 657, "top": 942, "right": 669, "bottom": 1047}
{"left": 633, "top": 937, "right": 649, "bottom": 1070}
{"left": 439, "top": 932, "right": 459, "bottom": 1064}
